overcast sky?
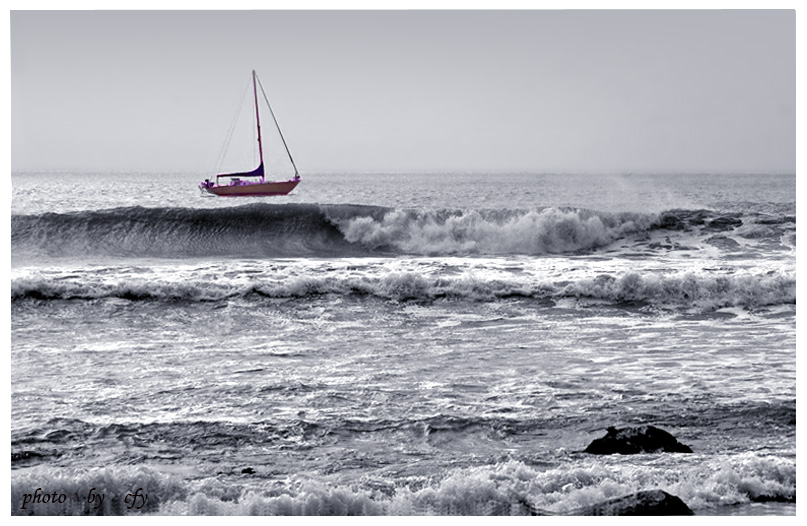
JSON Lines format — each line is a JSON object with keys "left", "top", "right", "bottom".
{"left": 10, "top": 10, "right": 795, "bottom": 174}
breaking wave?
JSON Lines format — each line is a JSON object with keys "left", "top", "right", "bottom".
{"left": 335, "top": 207, "right": 655, "bottom": 254}
{"left": 10, "top": 204, "right": 794, "bottom": 259}
{"left": 11, "top": 270, "right": 795, "bottom": 310}
{"left": 10, "top": 454, "right": 795, "bottom": 515}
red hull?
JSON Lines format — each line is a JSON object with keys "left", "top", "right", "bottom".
{"left": 201, "top": 178, "right": 300, "bottom": 197}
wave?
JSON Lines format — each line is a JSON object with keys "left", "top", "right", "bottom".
{"left": 13, "top": 399, "right": 794, "bottom": 465}
{"left": 10, "top": 454, "right": 795, "bottom": 515}
{"left": 11, "top": 270, "right": 796, "bottom": 310}
{"left": 10, "top": 204, "right": 795, "bottom": 259}
{"left": 11, "top": 204, "right": 358, "bottom": 260}
{"left": 11, "top": 399, "right": 795, "bottom": 515}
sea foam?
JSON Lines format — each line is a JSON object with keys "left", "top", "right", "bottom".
{"left": 11, "top": 454, "right": 795, "bottom": 515}
{"left": 12, "top": 270, "right": 795, "bottom": 310}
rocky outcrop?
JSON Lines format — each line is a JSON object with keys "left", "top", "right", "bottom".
{"left": 584, "top": 425, "right": 693, "bottom": 455}
{"left": 574, "top": 490, "right": 694, "bottom": 516}
{"left": 515, "top": 426, "right": 696, "bottom": 516}
{"left": 519, "top": 490, "right": 694, "bottom": 516}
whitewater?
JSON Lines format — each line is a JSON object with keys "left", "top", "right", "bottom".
{"left": 10, "top": 172, "right": 795, "bottom": 515}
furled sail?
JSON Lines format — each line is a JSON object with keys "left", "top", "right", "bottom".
{"left": 216, "top": 163, "right": 264, "bottom": 180}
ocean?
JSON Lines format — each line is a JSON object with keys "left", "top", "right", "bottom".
{"left": 10, "top": 171, "right": 796, "bottom": 516}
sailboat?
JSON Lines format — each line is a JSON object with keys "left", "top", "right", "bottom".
{"left": 200, "top": 70, "right": 300, "bottom": 196}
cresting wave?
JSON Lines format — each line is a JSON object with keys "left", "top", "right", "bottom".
{"left": 11, "top": 270, "right": 795, "bottom": 310}
{"left": 10, "top": 204, "right": 795, "bottom": 259}
{"left": 10, "top": 455, "right": 796, "bottom": 515}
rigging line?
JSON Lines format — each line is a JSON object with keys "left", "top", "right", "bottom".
{"left": 213, "top": 74, "right": 252, "bottom": 175}
{"left": 252, "top": 102, "right": 258, "bottom": 168}
{"left": 256, "top": 74, "right": 299, "bottom": 178}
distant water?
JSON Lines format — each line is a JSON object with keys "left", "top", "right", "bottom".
{"left": 11, "top": 172, "right": 795, "bottom": 515}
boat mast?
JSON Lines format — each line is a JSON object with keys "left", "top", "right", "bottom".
{"left": 252, "top": 69, "right": 265, "bottom": 182}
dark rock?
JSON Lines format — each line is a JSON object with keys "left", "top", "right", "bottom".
{"left": 241, "top": 467, "right": 255, "bottom": 474}
{"left": 573, "top": 490, "right": 694, "bottom": 516}
{"left": 584, "top": 425, "right": 693, "bottom": 455}
{"left": 517, "top": 490, "right": 694, "bottom": 516}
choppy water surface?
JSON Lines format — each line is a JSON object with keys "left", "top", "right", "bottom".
{"left": 11, "top": 172, "right": 795, "bottom": 515}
